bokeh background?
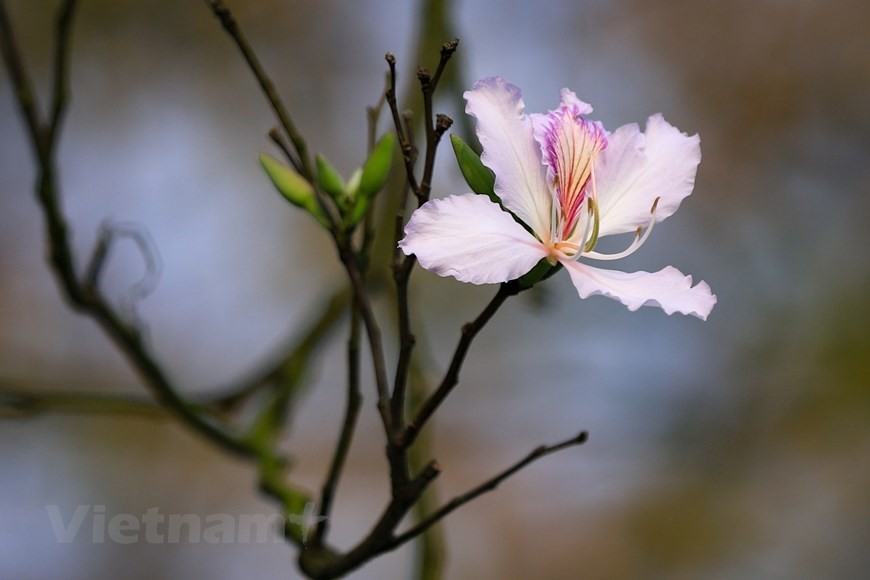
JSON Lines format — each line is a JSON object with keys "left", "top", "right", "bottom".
{"left": 1, "top": 0, "right": 868, "bottom": 578}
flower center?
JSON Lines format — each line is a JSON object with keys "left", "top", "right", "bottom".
{"left": 539, "top": 106, "right": 607, "bottom": 241}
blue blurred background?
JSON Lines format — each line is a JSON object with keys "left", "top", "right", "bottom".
{"left": 1, "top": 0, "right": 868, "bottom": 578}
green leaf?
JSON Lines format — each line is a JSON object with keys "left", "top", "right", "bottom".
{"left": 451, "top": 134, "right": 499, "bottom": 204}
{"left": 259, "top": 153, "right": 330, "bottom": 227}
{"left": 357, "top": 133, "right": 395, "bottom": 198}
{"left": 315, "top": 154, "right": 346, "bottom": 200}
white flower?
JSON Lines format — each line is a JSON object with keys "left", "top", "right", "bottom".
{"left": 399, "top": 77, "right": 716, "bottom": 319}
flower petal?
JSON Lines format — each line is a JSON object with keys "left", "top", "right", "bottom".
{"left": 561, "top": 261, "right": 716, "bottom": 319}
{"left": 399, "top": 194, "right": 548, "bottom": 284}
{"left": 594, "top": 114, "right": 701, "bottom": 236}
{"left": 532, "top": 101, "right": 606, "bottom": 237}
{"left": 465, "top": 77, "right": 552, "bottom": 240}
{"left": 557, "top": 88, "right": 594, "bottom": 116}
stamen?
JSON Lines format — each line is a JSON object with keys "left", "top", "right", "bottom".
{"left": 571, "top": 197, "right": 591, "bottom": 245}
{"left": 583, "top": 168, "right": 600, "bottom": 252}
{"left": 554, "top": 241, "right": 580, "bottom": 254}
{"left": 583, "top": 196, "right": 660, "bottom": 261}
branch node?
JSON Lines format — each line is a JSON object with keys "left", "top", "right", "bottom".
{"left": 417, "top": 67, "right": 431, "bottom": 88}
{"left": 434, "top": 114, "right": 453, "bottom": 138}
{"left": 440, "top": 38, "right": 459, "bottom": 58}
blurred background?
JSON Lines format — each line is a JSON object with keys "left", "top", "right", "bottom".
{"left": 1, "top": 0, "right": 868, "bottom": 578}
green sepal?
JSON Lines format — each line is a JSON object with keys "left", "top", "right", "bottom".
{"left": 450, "top": 134, "right": 499, "bottom": 204}
{"left": 357, "top": 133, "right": 395, "bottom": 199}
{"left": 315, "top": 154, "right": 346, "bottom": 201}
{"left": 259, "top": 153, "right": 330, "bottom": 228}
{"left": 517, "top": 258, "right": 561, "bottom": 290}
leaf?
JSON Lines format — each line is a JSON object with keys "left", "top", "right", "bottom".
{"left": 450, "top": 134, "right": 499, "bottom": 204}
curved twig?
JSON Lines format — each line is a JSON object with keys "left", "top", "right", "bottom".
{"left": 391, "top": 431, "right": 589, "bottom": 547}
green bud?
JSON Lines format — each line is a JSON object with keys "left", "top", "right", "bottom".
{"left": 357, "top": 133, "right": 395, "bottom": 198}
{"left": 315, "top": 154, "right": 346, "bottom": 200}
{"left": 450, "top": 134, "right": 499, "bottom": 204}
{"left": 259, "top": 153, "right": 330, "bottom": 227}
{"left": 347, "top": 195, "right": 370, "bottom": 226}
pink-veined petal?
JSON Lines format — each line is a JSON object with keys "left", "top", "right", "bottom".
{"left": 561, "top": 261, "right": 716, "bottom": 319}
{"left": 465, "top": 77, "right": 552, "bottom": 240}
{"left": 532, "top": 101, "right": 606, "bottom": 237}
{"left": 557, "top": 88, "right": 593, "bottom": 116}
{"left": 594, "top": 114, "right": 701, "bottom": 237}
{"left": 399, "top": 194, "right": 548, "bottom": 284}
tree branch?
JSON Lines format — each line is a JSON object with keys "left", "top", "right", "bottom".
{"left": 47, "top": 0, "right": 79, "bottom": 146}
{"left": 417, "top": 39, "right": 458, "bottom": 204}
{"left": 391, "top": 431, "right": 589, "bottom": 547}
{"left": 387, "top": 44, "right": 456, "bottom": 441}
{"left": 313, "top": 302, "right": 363, "bottom": 545}
{"left": 337, "top": 246, "right": 392, "bottom": 436}
{"left": 0, "top": 386, "right": 165, "bottom": 419}
{"left": 402, "top": 281, "right": 518, "bottom": 448}
{"left": 0, "top": 0, "right": 45, "bottom": 156}
{"left": 300, "top": 460, "right": 442, "bottom": 579}
{"left": 204, "top": 0, "right": 313, "bottom": 181}
{"left": 384, "top": 53, "right": 421, "bottom": 201}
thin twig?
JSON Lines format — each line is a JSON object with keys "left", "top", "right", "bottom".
{"left": 391, "top": 431, "right": 589, "bottom": 547}
{"left": 268, "top": 127, "right": 303, "bottom": 174}
{"left": 385, "top": 53, "right": 421, "bottom": 199}
{"left": 402, "top": 282, "right": 518, "bottom": 448}
{"left": 388, "top": 44, "right": 455, "bottom": 438}
{"left": 0, "top": 387, "right": 165, "bottom": 419}
{"left": 392, "top": 108, "right": 418, "bottom": 264}
{"left": 314, "top": 303, "right": 363, "bottom": 545}
{"left": 205, "top": 0, "right": 313, "bottom": 181}
{"left": 417, "top": 38, "right": 457, "bottom": 204}
{"left": 47, "top": 0, "right": 79, "bottom": 146}
{"left": 0, "top": 0, "right": 45, "bottom": 155}
{"left": 428, "top": 39, "right": 458, "bottom": 94}
{"left": 390, "top": 262, "right": 415, "bottom": 431}
{"left": 339, "top": 248, "right": 393, "bottom": 436}
{"left": 301, "top": 460, "right": 441, "bottom": 579}
{"left": 390, "top": 123, "right": 419, "bottom": 429}
{"left": 0, "top": 0, "right": 82, "bottom": 302}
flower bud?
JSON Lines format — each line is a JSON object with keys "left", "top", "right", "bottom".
{"left": 259, "top": 153, "right": 330, "bottom": 227}
{"left": 450, "top": 134, "right": 499, "bottom": 204}
{"left": 357, "top": 133, "right": 395, "bottom": 199}
{"left": 315, "top": 154, "right": 346, "bottom": 201}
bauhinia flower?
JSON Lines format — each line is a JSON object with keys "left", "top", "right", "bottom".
{"left": 399, "top": 77, "right": 716, "bottom": 319}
